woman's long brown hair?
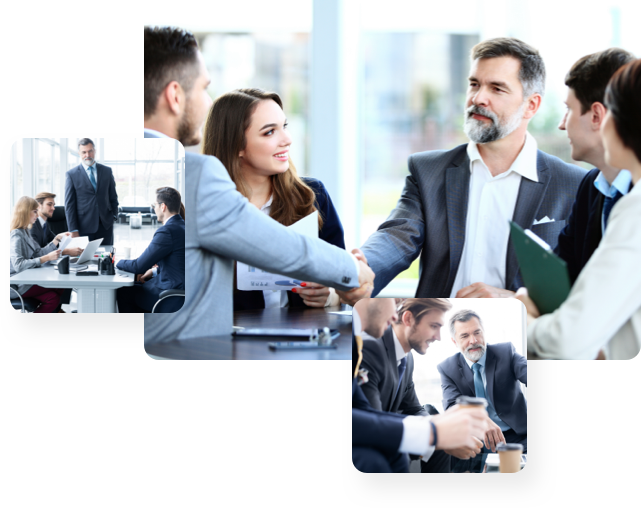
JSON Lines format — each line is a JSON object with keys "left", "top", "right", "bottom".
{"left": 202, "top": 88, "right": 322, "bottom": 229}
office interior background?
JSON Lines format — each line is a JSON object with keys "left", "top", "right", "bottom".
{"left": 176, "top": 0, "right": 641, "bottom": 296}
{"left": 9, "top": 137, "right": 185, "bottom": 260}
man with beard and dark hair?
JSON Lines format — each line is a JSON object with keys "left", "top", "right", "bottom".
{"left": 438, "top": 309, "right": 527, "bottom": 471}
{"left": 338, "top": 37, "right": 585, "bottom": 305}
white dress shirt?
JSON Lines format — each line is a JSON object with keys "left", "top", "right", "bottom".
{"left": 257, "top": 196, "right": 289, "bottom": 308}
{"left": 528, "top": 181, "right": 641, "bottom": 359}
{"left": 594, "top": 169, "right": 632, "bottom": 232}
{"left": 450, "top": 132, "right": 539, "bottom": 296}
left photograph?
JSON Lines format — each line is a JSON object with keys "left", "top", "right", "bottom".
{"left": 9, "top": 137, "right": 185, "bottom": 313}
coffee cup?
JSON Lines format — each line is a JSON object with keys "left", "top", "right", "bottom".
{"left": 117, "top": 246, "right": 131, "bottom": 259}
{"left": 496, "top": 443, "right": 523, "bottom": 473}
{"left": 456, "top": 396, "right": 488, "bottom": 410}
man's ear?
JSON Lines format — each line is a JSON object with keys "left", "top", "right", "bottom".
{"left": 162, "top": 81, "right": 184, "bottom": 116}
{"left": 523, "top": 93, "right": 542, "bottom": 120}
{"left": 590, "top": 102, "right": 607, "bottom": 131}
{"left": 402, "top": 310, "right": 413, "bottom": 327}
{"left": 451, "top": 336, "right": 457, "bottom": 347}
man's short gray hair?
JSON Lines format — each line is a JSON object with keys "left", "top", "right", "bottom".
{"left": 78, "top": 138, "right": 95, "bottom": 149}
{"left": 449, "top": 309, "right": 484, "bottom": 338}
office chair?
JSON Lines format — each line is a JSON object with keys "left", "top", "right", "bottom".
{"left": 10, "top": 287, "right": 41, "bottom": 313}
{"left": 151, "top": 289, "right": 185, "bottom": 313}
{"left": 48, "top": 206, "right": 69, "bottom": 236}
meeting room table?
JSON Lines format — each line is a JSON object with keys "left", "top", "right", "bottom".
{"left": 145, "top": 305, "right": 353, "bottom": 360}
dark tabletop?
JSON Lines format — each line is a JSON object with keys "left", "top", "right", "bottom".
{"left": 144, "top": 305, "right": 353, "bottom": 360}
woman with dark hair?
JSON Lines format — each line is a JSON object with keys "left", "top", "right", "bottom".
{"left": 203, "top": 88, "right": 345, "bottom": 310}
{"left": 517, "top": 59, "right": 641, "bottom": 359}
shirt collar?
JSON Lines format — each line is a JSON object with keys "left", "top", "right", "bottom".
{"left": 144, "top": 128, "right": 171, "bottom": 139}
{"left": 594, "top": 169, "right": 632, "bottom": 198}
{"left": 260, "top": 195, "right": 274, "bottom": 212}
{"left": 82, "top": 161, "right": 95, "bottom": 171}
{"left": 38, "top": 216, "right": 46, "bottom": 227}
{"left": 466, "top": 131, "right": 539, "bottom": 183}
{"left": 391, "top": 326, "right": 409, "bottom": 363}
{"left": 464, "top": 350, "right": 487, "bottom": 370}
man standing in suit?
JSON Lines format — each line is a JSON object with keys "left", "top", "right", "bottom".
{"left": 143, "top": 27, "right": 374, "bottom": 342}
{"left": 555, "top": 48, "right": 635, "bottom": 284}
{"left": 353, "top": 299, "right": 489, "bottom": 473}
{"left": 438, "top": 309, "right": 527, "bottom": 471}
{"left": 361, "top": 298, "right": 478, "bottom": 473}
{"left": 31, "top": 192, "right": 83, "bottom": 256}
{"left": 116, "top": 187, "right": 185, "bottom": 313}
{"left": 65, "top": 138, "right": 119, "bottom": 245}
{"left": 339, "top": 37, "right": 585, "bottom": 305}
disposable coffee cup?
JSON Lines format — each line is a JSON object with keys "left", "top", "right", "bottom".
{"left": 496, "top": 443, "right": 523, "bottom": 473}
{"left": 456, "top": 396, "right": 488, "bottom": 410}
{"left": 117, "top": 246, "right": 131, "bottom": 259}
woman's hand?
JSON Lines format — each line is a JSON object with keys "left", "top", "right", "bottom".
{"left": 53, "top": 232, "right": 71, "bottom": 245}
{"left": 293, "top": 282, "right": 331, "bottom": 307}
{"left": 515, "top": 287, "right": 541, "bottom": 325}
{"left": 41, "top": 250, "right": 61, "bottom": 263}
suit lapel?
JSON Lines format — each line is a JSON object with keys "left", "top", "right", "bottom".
{"left": 445, "top": 153, "right": 471, "bottom": 292}
{"left": 484, "top": 346, "right": 497, "bottom": 408}
{"left": 382, "top": 327, "right": 400, "bottom": 407}
{"left": 505, "top": 150, "right": 550, "bottom": 287}
{"left": 587, "top": 192, "right": 604, "bottom": 255}
{"left": 94, "top": 164, "right": 101, "bottom": 193}
{"left": 458, "top": 354, "right": 476, "bottom": 395}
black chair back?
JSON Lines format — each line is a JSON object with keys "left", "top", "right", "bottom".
{"left": 48, "top": 206, "right": 69, "bottom": 235}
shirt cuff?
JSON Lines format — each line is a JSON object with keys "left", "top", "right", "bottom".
{"left": 152, "top": 267, "right": 158, "bottom": 278}
{"left": 399, "top": 415, "right": 432, "bottom": 456}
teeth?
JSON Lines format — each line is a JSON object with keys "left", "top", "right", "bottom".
{"left": 274, "top": 153, "right": 287, "bottom": 157}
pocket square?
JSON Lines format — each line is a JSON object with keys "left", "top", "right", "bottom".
{"left": 532, "top": 216, "right": 555, "bottom": 225}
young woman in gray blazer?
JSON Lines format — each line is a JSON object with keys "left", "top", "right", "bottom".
{"left": 10, "top": 196, "right": 67, "bottom": 312}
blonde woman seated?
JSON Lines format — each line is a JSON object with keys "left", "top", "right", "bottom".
{"left": 517, "top": 59, "right": 641, "bottom": 360}
{"left": 203, "top": 88, "right": 345, "bottom": 310}
{"left": 10, "top": 196, "right": 69, "bottom": 313}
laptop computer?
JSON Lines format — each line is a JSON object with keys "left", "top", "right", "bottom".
{"left": 52, "top": 238, "right": 103, "bottom": 268}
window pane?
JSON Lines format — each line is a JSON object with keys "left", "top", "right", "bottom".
{"left": 112, "top": 165, "right": 135, "bottom": 206}
{"left": 37, "top": 140, "right": 52, "bottom": 193}
{"left": 53, "top": 144, "right": 61, "bottom": 197}
{"left": 104, "top": 139, "right": 135, "bottom": 161}
{"left": 136, "top": 138, "right": 176, "bottom": 160}
{"left": 135, "top": 162, "right": 175, "bottom": 206}
{"left": 13, "top": 140, "right": 23, "bottom": 207}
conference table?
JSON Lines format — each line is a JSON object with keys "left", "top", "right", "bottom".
{"left": 10, "top": 247, "right": 134, "bottom": 313}
{"left": 145, "top": 305, "right": 353, "bottom": 360}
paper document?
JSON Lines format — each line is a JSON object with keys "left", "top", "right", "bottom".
{"left": 58, "top": 235, "right": 89, "bottom": 252}
{"left": 237, "top": 211, "right": 319, "bottom": 291}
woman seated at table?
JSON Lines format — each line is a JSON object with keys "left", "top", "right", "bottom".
{"left": 516, "top": 59, "right": 641, "bottom": 360}
{"left": 202, "top": 88, "right": 345, "bottom": 310}
{"left": 10, "top": 196, "right": 68, "bottom": 313}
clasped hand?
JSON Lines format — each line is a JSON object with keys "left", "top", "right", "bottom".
{"left": 336, "top": 249, "right": 375, "bottom": 306}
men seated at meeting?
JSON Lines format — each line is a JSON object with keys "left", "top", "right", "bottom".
{"left": 116, "top": 187, "right": 185, "bottom": 313}
{"left": 352, "top": 298, "right": 489, "bottom": 473}
{"left": 9, "top": 196, "right": 71, "bottom": 313}
{"left": 438, "top": 309, "right": 527, "bottom": 472}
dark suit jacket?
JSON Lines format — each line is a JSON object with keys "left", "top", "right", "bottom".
{"left": 29, "top": 219, "right": 55, "bottom": 248}
{"left": 361, "top": 144, "right": 586, "bottom": 296}
{"left": 116, "top": 215, "right": 185, "bottom": 310}
{"left": 234, "top": 177, "right": 345, "bottom": 310}
{"left": 65, "top": 163, "right": 119, "bottom": 235}
{"left": 361, "top": 326, "right": 427, "bottom": 416}
{"left": 554, "top": 168, "right": 604, "bottom": 285}
{"left": 437, "top": 342, "right": 527, "bottom": 436}
{"left": 352, "top": 378, "right": 406, "bottom": 455}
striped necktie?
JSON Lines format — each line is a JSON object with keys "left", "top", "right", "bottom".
{"left": 88, "top": 166, "right": 97, "bottom": 191}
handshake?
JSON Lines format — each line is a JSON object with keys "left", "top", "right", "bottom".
{"left": 336, "top": 248, "right": 375, "bottom": 306}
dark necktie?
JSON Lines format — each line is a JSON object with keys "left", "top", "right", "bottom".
{"left": 88, "top": 166, "right": 97, "bottom": 191}
{"left": 42, "top": 221, "right": 48, "bottom": 238}
{"left": 472, "top": 362, "right": 486, "bottom": 399}
{"left": 602, "top": 190, "right": 623, "bottom": 230}
{"left": 395, "top": 356, "right": 407, "bottom": 399}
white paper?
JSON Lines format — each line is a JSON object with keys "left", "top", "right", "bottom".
{"left": 59, "top": 235, "right": 89, "bottom": 252}
{"left": 237, "top": 211, "right": 318, "bottom": 291}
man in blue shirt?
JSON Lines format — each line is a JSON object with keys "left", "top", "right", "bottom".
{"left": 555, "top": 48, "right": 635, "bottom": 283}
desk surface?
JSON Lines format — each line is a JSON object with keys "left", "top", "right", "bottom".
{"left": 10, "top": 261, "right": 134, "bottom": 288}
{"left": 145, "top": 305, "right": 353, "bottom": 360}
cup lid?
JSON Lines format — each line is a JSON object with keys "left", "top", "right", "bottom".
{"left": 496, "top": 443, "right": 523, "bottom": 452}
{"left": 456, "top": 396, "right": 488, "bottom": 408}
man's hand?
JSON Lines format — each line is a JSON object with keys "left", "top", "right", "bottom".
{"left": 294, "top": 283, "right": 331, "bottom": 307}
{"left": 336, "top": 249, "right": 374, "bottom": 306}
{"left": 515, "top": 287, "right": 540, "bottom": 325}
{"left": 483, "top": 418, "right": 506, "bottom": 452}
{"left": 445, "top": 437, "right": 485, "bottom": 459}
{"left": 70, "top": 231, "right": 79, "bottom": 238}
{"left": 62, "top": 247, "right": 84, "bottom": 257}
{"left": 430, "top": 405, "right": 488, "bottom": 450}
{"left": 136, "top": 268, "right": 154, "bottom": 283}
{"left": 456, "top": 282, "right": 515, "bottom": 298}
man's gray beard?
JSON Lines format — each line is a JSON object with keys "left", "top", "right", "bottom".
{"left": 464, "top": 103, "right": 525, "bottom": 144}
{"left": 464, "top": 344, "right": 486, "bottom": 362}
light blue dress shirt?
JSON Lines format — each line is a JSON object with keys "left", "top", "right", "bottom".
{"left": 594, "top": 169, "right": 632, "bottom": 232}
{"left": 466, "top": 352, "right": 511, "bottom": 432}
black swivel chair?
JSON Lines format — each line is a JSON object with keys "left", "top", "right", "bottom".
{"left": 151, "top": 289, "right": 185, "bottom": 313}
{"left": 48, "top": 206, "right": 69, "bottom": 236}
{"left": 10, "top": 287, "right": 41, "bottom": 313}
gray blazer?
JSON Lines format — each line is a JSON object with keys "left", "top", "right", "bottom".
{"left": 10, "top": 228, "right": 57, "bottom": 296}
{"left": 361, "top": 144, "right": 586, "bottom": 296}
{"left": 143, "top": 130, "right": 359, "bottom": 343}
{"left": 360, "top": 326, "right": 427, "bottom": 416}
{"left": 65, "top": 163, "right": 119, "bottom": 235}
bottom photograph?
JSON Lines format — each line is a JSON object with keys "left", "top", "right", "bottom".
{"left": 352, "top": 298, "right": 527, "bottom": 473}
